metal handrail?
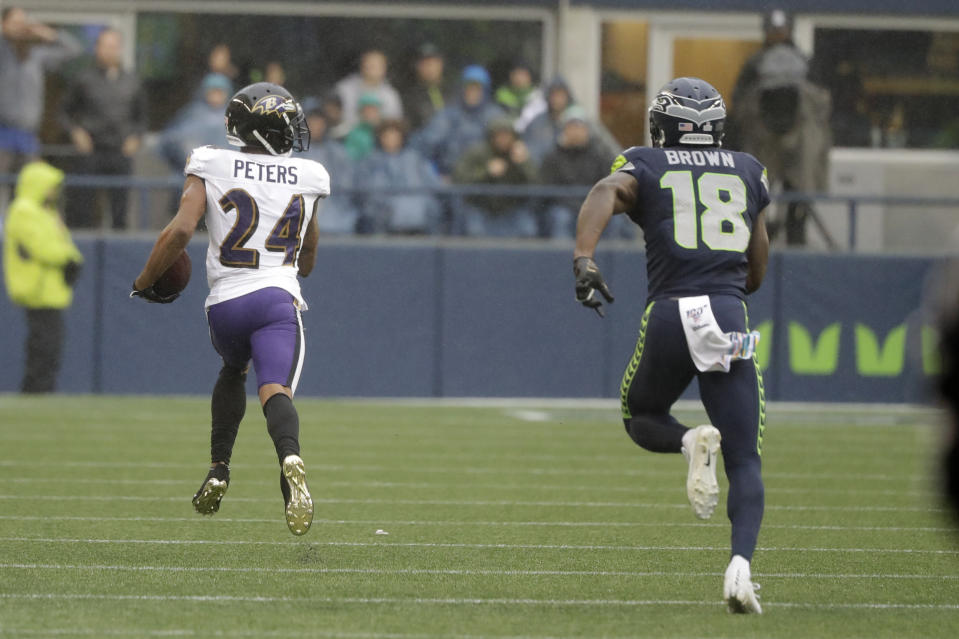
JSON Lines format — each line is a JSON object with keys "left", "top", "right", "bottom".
{"left": 3, "top": 173, "right": 958, "bottom": 249}
{"left": 2, "top": 172, "right": 956, "bottom": 205}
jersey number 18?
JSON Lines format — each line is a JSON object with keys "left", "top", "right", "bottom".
{"left": 660, "top": 171, "right": 750, "bottom": 253}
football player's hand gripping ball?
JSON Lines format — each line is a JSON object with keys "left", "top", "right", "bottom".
{"left": 573, "top": 257, "right": 614, "bottom": 317}
{"left": 130, "top": 282, "right": 179, "bottom": 304}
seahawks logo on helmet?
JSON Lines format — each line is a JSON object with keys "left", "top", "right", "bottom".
{"left": 648, "top": 77, "right": 726, "bottom": 148}
{"left": 649, "top": 92, "right": 726, "bottom": 126}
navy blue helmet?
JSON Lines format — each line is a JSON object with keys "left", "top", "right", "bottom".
{"left": 225, "top": 82, "right": 310, "bottom": 155}
{"left": 648, "top": 77, "right": 726, "bottom": 148}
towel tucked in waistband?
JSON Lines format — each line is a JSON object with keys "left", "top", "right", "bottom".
{"left": 677, "top": 295, "right": 759, "bottom": 373}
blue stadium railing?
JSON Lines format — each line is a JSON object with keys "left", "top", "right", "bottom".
{"left": 2, "top": 173, "right": 958, "bottom": 250}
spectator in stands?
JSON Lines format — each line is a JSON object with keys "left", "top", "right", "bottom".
{"left": 207, "top": 43, "right": 238, "bottom": 84}
{"left": 357, "top": 119, "right": 443, "bottom": 235}
{"left": 452, "top": 116, "right": 537, "bottom": 237}
{"left": 537, "top": 106, "right": 617, "bottom": 238}
{"left": 160, "top": 73, "right": 232, "bottom": 171}
{"left": 0, "top": 7, "right": 82, "bottom": 207}
{"left": 246, "top": 60, "right": 288, "bottom": 88}
{"left": 301, "top": 103, "right": 360, "bottom": 234}
{"left": 521, "top": 77, "right": 620, "bottom": 165}
{"left": 321, "top": 91, "right": 349, "bottom": 141}
{"left": 494, "top": 60, "right": 541, "bottom": 120}
{"left": 728, "top": 8, "right": 831, "bottom": 246}
{"left": 264, "top": 61, "right": 286, "bottom": 86}
{"left": 335, "top": 49, "right": 402, "bottom": 130}
{"left": 412, "top": 64, "right": 504, "bottom": 178}
{"left": 2, "top": 160, "right": 82, "bottom": 393}
{"left": 59, "top": 28, "right": 147, "bottom": 230}
{"left": 522, "top": 77, "right": 574, "bottom": 161}
{"left": 401, "top": 42, "right": 449, "bottom": 133}
{"left": 344, "top": 92, "right": 383, "bottom": 162}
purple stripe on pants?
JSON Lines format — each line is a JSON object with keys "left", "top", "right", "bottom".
{"left": 206, "top": 287, "right": 302, "bottom": 389}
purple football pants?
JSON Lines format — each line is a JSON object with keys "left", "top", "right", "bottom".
{"left": 206, "top": 287, "right": 304, "bottom": 393}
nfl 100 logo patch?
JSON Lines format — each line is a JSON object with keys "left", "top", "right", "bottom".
{"left": 686, "top": 305, "right": 706, "bottom": 322}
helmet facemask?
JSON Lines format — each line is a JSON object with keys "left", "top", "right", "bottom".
{"left": 288, "top": 103, "right": 311, "bottom": 153}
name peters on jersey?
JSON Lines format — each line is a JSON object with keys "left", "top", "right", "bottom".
{"left": 232, "top": 159, "right": 299, "bottom": 185}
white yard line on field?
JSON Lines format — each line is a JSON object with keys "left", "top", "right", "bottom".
{"left": 2, "top": 563, "right": 957, "bottom": 581}
{"left": 0, "top": 477, "right": 935, "bottom": 498}
{"left": 0, "top": 515, "right": 952, "bottom": 533}
{"left": 1, "top": 592, "right": 957, "bottom": 610}
{"left": 2, "top": 537, "right": 957, "bottom": 554}
{"left": 0, "top": 494, "right": 944, "bottom": 513}
{"left": 0, "top": 459, "right": 928, "bottom": 483}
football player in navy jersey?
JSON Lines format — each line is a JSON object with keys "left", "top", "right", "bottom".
{"left": 573, "top": 77, "right": 770, "bottom": 613}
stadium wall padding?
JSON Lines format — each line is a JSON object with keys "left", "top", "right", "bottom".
{"left": 0, "top": 238, "right": 941, "bottom": 403}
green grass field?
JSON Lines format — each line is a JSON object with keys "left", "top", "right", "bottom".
{"left": 1, "top": 395, "right": 957, "bottom": 638}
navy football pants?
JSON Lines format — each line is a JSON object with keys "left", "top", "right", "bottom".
{"left": 620, "top": 294, "right": 766, "bottom": 561}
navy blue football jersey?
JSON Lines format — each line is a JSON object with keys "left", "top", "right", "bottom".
{"left": 613, "top": 145, "right": 770, "bottom": 301}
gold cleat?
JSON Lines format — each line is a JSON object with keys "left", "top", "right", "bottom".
{"left": 192, "top": 476, "right": 228, "bottom": 515}
{"left": 281, "top": 455, "right": 314, "bottom": 535}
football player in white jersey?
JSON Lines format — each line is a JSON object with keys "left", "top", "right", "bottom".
{"left": 132, "top": 83, "right": 330, "bottom": 536}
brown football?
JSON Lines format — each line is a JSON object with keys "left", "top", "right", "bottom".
{"left": 153, "top": 250, "right": 191, "bottom": 297}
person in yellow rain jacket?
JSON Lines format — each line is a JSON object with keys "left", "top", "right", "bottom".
{"left": 3, "top": 160, "right": 82, "bottom": 393}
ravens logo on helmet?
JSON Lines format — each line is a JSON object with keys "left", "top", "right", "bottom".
{"left": 225, "top": 82, "right": 310, "bottom": 156}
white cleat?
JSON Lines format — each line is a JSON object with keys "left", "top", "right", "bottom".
{"left": 724, "top": 555, "right": 762, "bottom": 614}
{"left": 681, "top": 424, "right": 722, "bottom": 520}
{"left": 281, "top": 455, "right": 314, "bottom": 536}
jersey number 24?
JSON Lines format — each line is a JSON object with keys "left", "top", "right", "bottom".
{"left": 660, "top": 171, "right": 750, "bottom": 252}
{"left": 218, "top": 188, "right": 306, "bottom": 269}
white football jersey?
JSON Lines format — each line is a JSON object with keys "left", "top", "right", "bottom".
{"left": 185, "top": 146, "right": 330, "bottom": 310}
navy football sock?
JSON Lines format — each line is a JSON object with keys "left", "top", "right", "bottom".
{"left": 725, "top": 459, "right": 765, "bottom": 561}
{"left": 624, "top": 415, "right": 688, "bottom": 453}
{"left": 263, "top": 393, "right": 300, "bottom": 464}
{"left": 210, "top": 365, "right": 247, "bottom": 465}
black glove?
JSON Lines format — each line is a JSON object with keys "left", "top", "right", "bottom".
{"left": 130, "top": 281, "right": 179, "bottom": 304}
{"left": 573, "top": 256, "right": 614, "bottom": 318}
{"left": 63, "top": 260, "right": 82, "bottom": 286}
